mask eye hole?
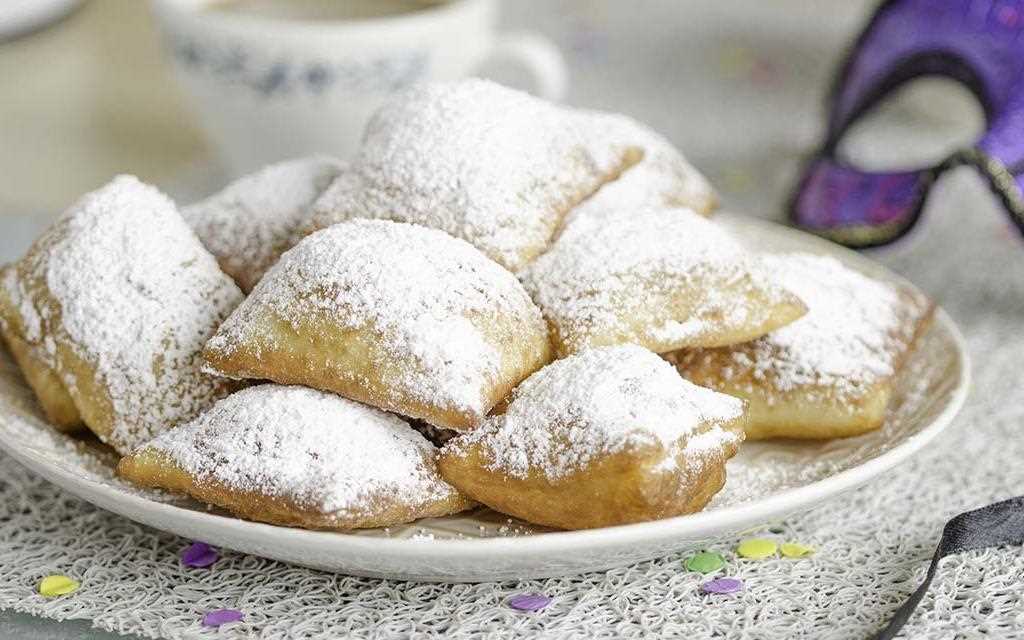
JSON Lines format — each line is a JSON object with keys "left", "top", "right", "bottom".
{"left": 836, "top": 76, "right": 985, "bottom": 171}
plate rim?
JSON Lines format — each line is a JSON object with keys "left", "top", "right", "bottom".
{"left": 0, "top": 309, "right": 968, "bottom": 559}
{"left": 0, "top": 214, "right": 972, "bottom": 571}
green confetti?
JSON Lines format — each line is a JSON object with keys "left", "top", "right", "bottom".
{"left": 685, "top": 551, "right": 726, "bottom": 574}
{"left": 737, "top": 538, "right": 778, "bottom": 559}
{"left": 780, "top": 542, "right": 815, "bottom": 558}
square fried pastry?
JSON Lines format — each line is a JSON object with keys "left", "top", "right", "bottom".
{"left": 1, "top": 176, "right": 243, "bottom": 453}
{"left": 438, "top": 344, "right": 746, "bottom": 530}
{"left": 119, "top": 385, "right": 473, "bottom": 530}
{"left": 203, "top": 219, "right": 553, "bottom": 431}
{"left": 667, "top": 253, "right": 934, "bottom": 440}
{"left": 519, "top": 206, "right": 806, "bottom": 357}
{"left": 0, "top": 266, "right": 82, "bottom": 431}
{"left": 304, "top": 79, "right": 715, "bottom": 271}
{"left": 183, "top": 156, "right": 344, "bottom": 292}
{"left": 574, "top": 111, "right": 718, "bottom": 216}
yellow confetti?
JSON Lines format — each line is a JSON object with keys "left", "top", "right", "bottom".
{"left": 737, "top": 538, "right": 778, "bottom": 560}
{"left": 781, "top": 542, "right": 815, "bottom": 558}
{"left": 38, "top": 575, "right": 79, "bottom": 597}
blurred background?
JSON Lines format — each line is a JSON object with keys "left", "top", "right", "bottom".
{"left": 0, "top": 1, "right": 986, "bottom": 245}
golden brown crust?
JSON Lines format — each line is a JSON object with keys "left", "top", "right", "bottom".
{"left": 0, "top": 178, "right": 243, "bottom": 454}
{"left": 0, "top": 265, "right": 82, "bottom": 431}
{"left": 304, "top": 158, "right": 625, "bottom": 272}
{"left": 203, "top": 220, "right": 553, "bottom": 431}
{"left": 183, "top": 157, "right": 345, "bottom": 293}
{"left": 5, "top": 259, "right": 120, "bottom": 437}
{"left": 439, "top": 417, "right": 745, "bottom": 530}
{"left": 6, "top": 259, "right": 238, "bottom": 452}
{"left": 520, "top": 208, "right": 808, "bottom": 359}
{"left": 203, "top": 309, "right": 552, "bottom": 431}
{"left": 543, "top": 271, "right": 808, "bottom": 359}
{"left": 0, "top": 326, "right": 82, "bottom": 431}
{"left": 668, "top": 290, "right": 935, "bottom": 440}
{"left": 304, "top": 81, "right": 718, "bottom": 273}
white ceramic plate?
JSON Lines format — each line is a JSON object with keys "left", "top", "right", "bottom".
{"left": 0, "top": 213, "right": 969, "bottom": 582}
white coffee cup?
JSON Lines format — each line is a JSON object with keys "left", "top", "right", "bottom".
{"left": 150, "top": 0, "right": 567, "bottom": 175}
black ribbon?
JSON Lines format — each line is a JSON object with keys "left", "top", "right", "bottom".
{"left": 872, "top": 496, "right": 1024, "bottom": 639}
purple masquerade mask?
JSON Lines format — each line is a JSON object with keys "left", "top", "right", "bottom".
{"left": 791, "top": 0, "right": 1024, "bottom": 246}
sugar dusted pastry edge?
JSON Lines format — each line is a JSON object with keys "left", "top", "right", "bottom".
{"left": 667, "top": 254, "right": 936, "bottom": 440}
{"left": 669, "top": 300, "right": 934, "bottom": 440}
{"left": 119, "top": 448, "right": 474, "bottom": 530}
{"left": 520, "top": 207, "right": 808, "bottom": 358}
{"left": 0, "top": 267, "right": 82, "bottom": 431}
{"left": 184, "top": 155, "right": 345, "bottom": 293}
{"left": 117, "top": 385, "right": 475, "bottom": 530}
{"left": 440, "top": 420, "right": 745, "bottom": 530}
{"left": 202, "top": 309, "right": 550, "bottom": 431}
{"left": 2, "top": 176, "right": 245, "bottom": 454}
{"left": 304, "top": 80, "right": 719, "bottom": 272}
{"left": 202, "top": 220, "right": 553, "bottom": 431}
{"left": 438, "top": 345, "right": 747, "bottom": 529}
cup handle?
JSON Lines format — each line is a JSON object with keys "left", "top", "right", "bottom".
{"left": 483, "top": 31, "right": 568, "bottom": 101}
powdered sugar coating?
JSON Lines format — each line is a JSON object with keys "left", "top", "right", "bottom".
{"left": 4, "top": 175, "right": 243, "bottom": 453}
{"left": 520, "top": 206, "right": 797, "bottom": 354}
{"left": 569, "top": 111, "right": 717, "bottom": 220}
{"left": 2, "top": 262, "right": 41, "bottom": 343}
{"left": 671, "top": 253, "right": 932, "bottom": 401}
{"left": 183, "top": 156, "right": 344, "bottom": 292}
{"left": 448, "top": 345, "right": 744, "bottom": 480}
{"left": 138, "top": 385, "right": 461, "bottom": 517}
{"left": 307, "top": 79, "right": 636, "bottom": 271}
{"left": 206, "top": 219, "right": 548, "bottom": 420}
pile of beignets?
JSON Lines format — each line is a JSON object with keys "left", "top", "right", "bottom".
{"left": 0, "top": 80, "right": 933, "bottom": 531}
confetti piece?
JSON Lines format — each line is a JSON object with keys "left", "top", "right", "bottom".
{"left": 202, "top": 609, "right": 244, "bottom": 627}
{"left": 38, "top": 575, "right": 79, "bottom": 597}
{"left": 181, "top": 541, "right": 218, "bottom": 568}
{"left": 737, "top": 538, "right": 778, "bottom": 559}
{"left": 701, "top": 577, "right": 743, "bottom": 595}
{"left": 780, "top": 542, "right": 815, "bottom": 558}
{"left": 508, "top": 593, "right": 552, "bottom": 612}
{"left": 685, "top": 551, "right": 726, "bottom": 574}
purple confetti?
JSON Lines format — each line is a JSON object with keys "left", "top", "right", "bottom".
{"left": 701, "top": 577, "right": 744, "bottom": 595}
{"left": 202, "top": 609, "right": 244, "bottom": 627}
{"left": 181, "top": 542, "right": 218, "bottom": 568}
{"left": 508, "top": 593, "right": 552, "bottom": 612}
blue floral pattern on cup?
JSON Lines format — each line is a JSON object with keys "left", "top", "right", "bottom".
{"left": 169, "top": 35, "right": 430, "bottom": 97}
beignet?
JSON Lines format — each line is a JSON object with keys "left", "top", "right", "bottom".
{"left": 2, "top": 176, "right": 243, "bottom": 453}
{"left": 119, "top": 385, "right": 473, "bottom": 530}
{"left": 0, "top": 266, "right": 81, "bottom": 431}
{"left": 519, "top": 206, "right": 806, "bottom": 357}
{"left": 439, "top": 345, "right": 746, "bottom": 530}
{"left": 203, "top": 219, "right": 552, "bottom": 430}
{"left": 667, "top": 253, "right": 934, "bottom": 439}
{"left": 183, "top": 156, "right": 344, "bottom": 292}
{"left": 574, "top": 111, "right": 718, "bottom": 217}
{"left": 305, "top": 79, "right": 715, "bottom": 271}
